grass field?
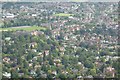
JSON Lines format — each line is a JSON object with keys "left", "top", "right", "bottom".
{"left": 0, "top": 26, "right": 46, "bottom": 31}
{"left": 70, "top": 0, "right": 86, "bottom": 2}
{"left": 54, "top": 13, "right": 74, "bottom": 17}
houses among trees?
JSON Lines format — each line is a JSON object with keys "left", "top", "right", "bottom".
{"left": 1, "top": 2, "right": 119, "bottom": 79}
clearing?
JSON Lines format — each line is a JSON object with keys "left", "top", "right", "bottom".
{"left": 0, "top": 26, "right": 46, "bottom": 31}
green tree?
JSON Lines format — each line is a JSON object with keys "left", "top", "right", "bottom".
{"left": 89, "top": 68, "right": 97, "bottom": 76}
{"left": 11, "top": 69, "right": 19, "bottom": 78}
{"left": 26, "top": 53, "right": 33, "bottom": 61}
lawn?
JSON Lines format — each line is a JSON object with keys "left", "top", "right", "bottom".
{"left": 54, "top": 13, "right": 74, "bottom": 17}
{"left": 70, "top": 0, "right": 86, "bottom": 2}
{"left": 0, "top": 26, "right": 46, "bottom": 31}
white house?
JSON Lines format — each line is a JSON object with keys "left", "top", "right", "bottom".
{"left": 3, "top": 72, "right": 11, "bottom": 78}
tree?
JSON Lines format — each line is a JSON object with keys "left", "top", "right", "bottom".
{"left": 41, "top": 65, "right": 47, "bottom": 73}
{"left": 62, "top": 55, "right": 69, "bottom": 68}
{"left": 26, "top": 53, "right": 33, "bottom": 61}
{"left": 23, "top": 60, "right": 28, "bottom": 68}
{"left": 48, "top": 53, "right": 54, "bottom": 65}
{"left": 69, "top": 56, "right": 78, "bottom": 64}
{"left": 84, "top": 60, "right": 94, "bottom": 69}
{"left": 11, "top": 69, "right": 19, "bottom": 78}
{"left": 59, "top": 73, "right": 67, "bottom": 79}
{"left": 75, "top": 49, "right": 82, "bottom": 56}
{"left": 89, "top": 68, "right": 97, "bottom": 76}
{"left": 17, "top": 57, "right": 22, "bottom": 65}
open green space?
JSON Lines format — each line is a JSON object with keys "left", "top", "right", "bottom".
{"left": 70, "top": 0, "right": 82, "bottom": 2}
{"left": 0, "top": 26, "right": 46, "bottom": 31}
{"left": 54, "top": 13, "right": 74, "bottom": 17}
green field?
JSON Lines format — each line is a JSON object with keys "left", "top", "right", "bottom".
{"left": 54, "top": 13, "right": 74, "bottom": 17}
{"left": 70, "top": 0, "right": 83, "bottom": 2}
{"left": 0, "top": 26, "right": 46, "bottom": 31}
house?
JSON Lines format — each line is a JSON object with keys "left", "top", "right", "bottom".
{"left": 104, "top": 66, "right": 116, "bottom": 77}
{"left": 5, "top": 13, "right": 15, "bottom": 18}
{"left": 77, "top": 76, "right": 83, "bottom": 79}
{"left": 34, "top": 65, "right": 41, "bottom": 70}
{"left": 78, "top": 62, "right": 82, "bottom": 65}
{"left": 54, "top": 59, "right": 61, "bottom": 63}
{"left": 56, "top": 63, "right": 62, "bottom": 67}
{"left": 51, "top": 71, "right": 57, "bottom": 75}
{"left": 29, "top": 63, "right": 33, "bottom": 67}
{"left": 3, "top": 57, "right": 10, "bottom": 63}
{"left": 32, "top": 14, "right": 37, "bottom": 17}
{"left": 44, "top": 50, "right": 49, "bottom": 56}
{"left": 30, "top": 70, "right": 37, "bottom": 76}
{"left": 64, "top": 35, "right": 69, "bottom": 40}
{"left": 29, "top": 42, "right": 37, "bottom": 48}
{"left": 41, "top": 73, "right": 47, "bottom": 78}
{"left": 61, "top": 70, "right": 68, "bottom": 74}
{"left": 72, "top": 69, "right": 78, "bottom": 74}
{"left": 54, "top": 59, "right": 61, "bottom": 65}
{"left": 95, "top": 61, "right": 103, "bottom": 68}
{"left": 59, "top": 47, "right": 65, "bottom": 52}
{"left": 31, "top": 31, "right": 44, "bottom": 36}
{"left": 85, "top": 75, "right": 93, "bottom": 79}
{"left": 60, "top": 52, "right": 64, "bottom": 55}
{"left": 33, "top": 56, "right": 38, "bottom": 60}
{"left": 18, "top": 70, "right": 24, "bottom": 77}
{"left": 5, "top": 37, "right": 11, "bottom": 41}
{"left": 31, "top": 49, "right": 37, "bottom": 52}
{"left": 37, "top": 52, "right": 43, "bottom": 57}
{"left": 3, "top": 72, "right": 11, "bottom": 78}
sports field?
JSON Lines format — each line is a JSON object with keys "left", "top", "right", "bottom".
{"left": 54, "top": 13, "right": 74, "bottom": 17}
{"left": 0, "top": 26, "right": 46, "bottom": 31}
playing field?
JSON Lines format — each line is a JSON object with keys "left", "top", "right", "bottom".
{"left": 54, "top": 13, "right": 74, "bottom": 17}
{"left": 70, "top": 0, "right": 86, "bottom": 2}
{"left": 0, "top": 26, "right": 46, "bottom": 31}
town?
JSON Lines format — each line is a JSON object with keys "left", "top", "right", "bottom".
{"left": 1, "top": 2, "right": 119, "bottom": 79}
